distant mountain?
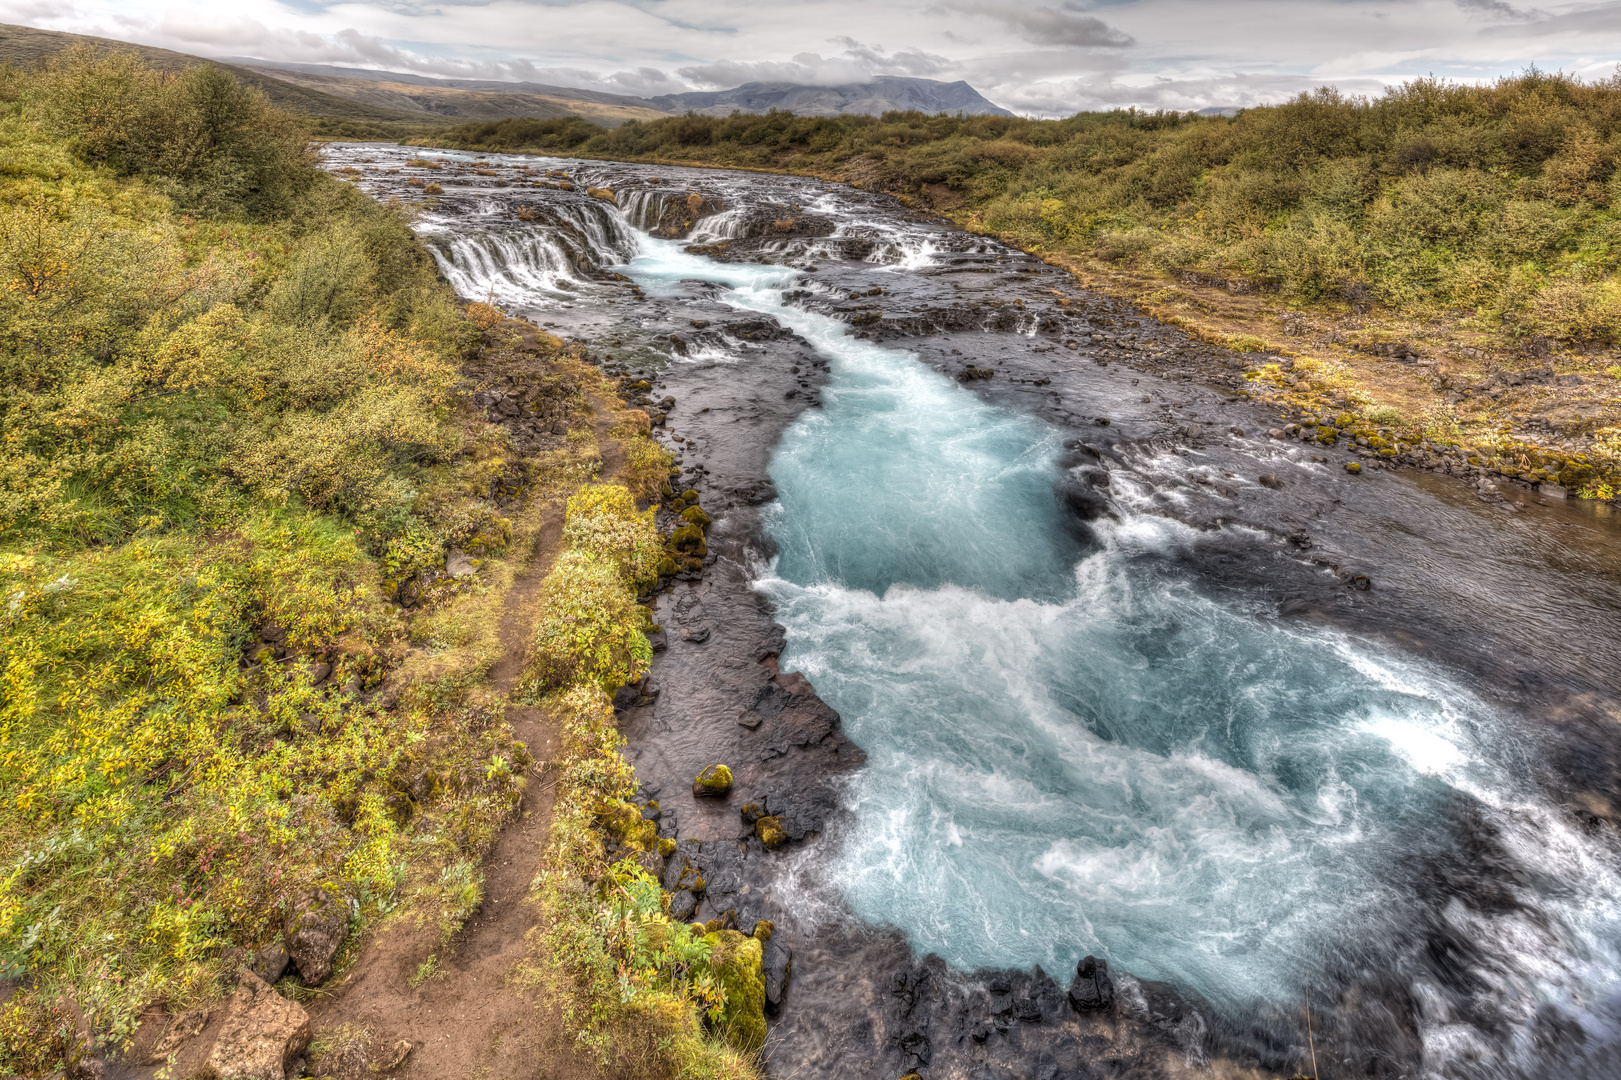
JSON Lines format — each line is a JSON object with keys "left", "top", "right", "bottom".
{"left": 649, "top": 77, "right": 1015, "bottom": 118}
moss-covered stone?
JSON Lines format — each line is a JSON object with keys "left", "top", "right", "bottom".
{"left": 1345, "top": 461, "right": 1362, "bottom": 474}
{"left": 692, "top": 764, "right": 733, "bottom": 797}
{"left": 599, "top": 799, "right": 660, "bottom": 851}
{"left": 681, "top": 505, "right": 712, "bottom": 529}
{"left": 703, "top": 929, "right": 766, "bottom": 1055}
{"left": 671, "top": 523, "right": 707, "bottom": 554}
{"left": 755, "top": 815, "right": 786, "bottom": 849}
{"left": 681, "top": 489, "right": 699, "bottom": 502}
{"left": 657, "top": 837, "right": 677, "bottom": 857}
{"left": 752, "top": 919, "right": 774, "bottom": 941}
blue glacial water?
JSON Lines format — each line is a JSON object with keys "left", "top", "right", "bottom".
{"left": 607, "top": 241, "right": 1621, "bottom": 1071}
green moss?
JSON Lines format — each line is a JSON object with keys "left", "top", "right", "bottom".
{"left": 657, "top": 837, "right": 677, "bottom": 857}
{"left": 702, "top": 930, "right": 766, "bottom": 1055}
{"left": 693, "top": 764, "right": 733, "bottom": 797}
{"left": 1345, "top": 461, "right": 1362, "bottom": 474}
{"left": 681, "top": 505, "right": 713, "bottom": 529}
{"left": 671, "top": 523, "right": 707, "bottom": 555}
{"left": 755, "top": 816, "right": 786, "bottom": 849}
{"left": 681, "top": 489, "right": 699, "bottom": 502}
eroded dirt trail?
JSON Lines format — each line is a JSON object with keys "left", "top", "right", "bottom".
{"left": 300, "top": 379, "right": 634, "bottom": 1080}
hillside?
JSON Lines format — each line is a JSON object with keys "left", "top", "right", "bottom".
{"left": 0, "top": 23, "right": 440, "bottom": 129}
{"left": 648, "top": 76, "right": 1014, "bottom": 118}
{"left": 235, "top": 63, "right": 672, "bottom": 126}
{"left": 220, "top": 58, "right": 671, "bottom": 108}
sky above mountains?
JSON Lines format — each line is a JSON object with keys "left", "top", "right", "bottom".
{"left": 6, "top": 0, "right": 1620, "bottom": 116}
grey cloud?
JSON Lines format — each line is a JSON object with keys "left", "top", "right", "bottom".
{"left": 679, "top": 44, "right": 951, "bottom": 88}
{"left": 1476, "top": 0, "right": 1621, "bottom": 36}
{"left": 0, "top": 0, "right": 77, "bottom": 21}
{"left": 1455, "top": 0, "right": 1543, "bottom": 21}
{"left": 947, "top": 1, "right": 1134, "bottom": 48}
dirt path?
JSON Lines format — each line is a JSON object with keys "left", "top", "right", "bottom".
{"left": 302, "top": 399, "right": 631, "bottom": 1080}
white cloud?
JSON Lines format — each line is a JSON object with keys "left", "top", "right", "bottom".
{"left": 6, "top": 0, "right": 1620, "bottom": 116}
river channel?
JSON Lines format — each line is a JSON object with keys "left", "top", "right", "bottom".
{"left": 329, "top": 144, "right": 1621, "bottom": 1080}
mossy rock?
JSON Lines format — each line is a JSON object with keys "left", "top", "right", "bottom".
{"left": 703, "top": 929, "right": 766, "bottom": 1055}
{"left": 752, "top": 919, "right": 774, "bottom": 941}
{"left": 681, "top": 505, "right": 712, "bottom": 529}
{"left": 599, "top": 799, "right": 658, "bottom": 849}
{"left": 755, "top": 815, "right": 786, "bottom": 849}
{"left": 1559, "top": 462, "right": 1597, "bottom": 489}
{"left": 693, "top": 764, "right": 733, "bottom": 797}
{"left": 1345, "top": 462, "right": 1362, "bottom": 474}
{"left": 671, "top": 523, "right": 707, "bottom": 554}
{"left": 657, "top": 837, "right": 677, "bottom": 857}
{"left": 1316, "top": 426, "right": 1338, "bottom": 445}
{"left": 656, "top": 556, "right": 679, "bottom": 577}
{"left": 681, "top": 489, "right": 699, "bottom": 501}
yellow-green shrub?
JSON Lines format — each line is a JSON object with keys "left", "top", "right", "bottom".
{"left": 562, "top": 484, "right": 662, "bottom": 584}
{"left": 524, "top": 552, "right": 652, "bottom": 694}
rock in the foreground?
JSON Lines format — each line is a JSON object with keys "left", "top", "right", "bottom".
{"left": 284, "top": 889, "right": 348, "bottom": 984}
{"left": 205, "top": 971, "right": 311, "bottom": 1080}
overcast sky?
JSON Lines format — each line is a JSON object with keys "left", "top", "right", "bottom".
{"left": 5, "top": 0, "right": 1620, "bottom": 115}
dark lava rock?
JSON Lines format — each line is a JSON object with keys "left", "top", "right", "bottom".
{"left": 669, "top": 889, "right": 698, "bottom": 921}
{"left": 763, "top": 938, "right": 793, "bottom": 1009}
{"left": 662, "top": 840, "right": 705, "bottom": 894}
{"left": 1258, "top": 473, "right": 1284, "bottom": 489}
{"left": 250, "top": 942, "right": 289, "bottom": 984}
{"left": 1068, "top": 955, "right": 1115, "bottom": 1013}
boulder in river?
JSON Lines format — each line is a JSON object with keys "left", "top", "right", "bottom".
{"left": 1068, "top": 955, "right": 1115, "bottom": 1013}
{"left": 694, "top": 764, "right": 733, "bottom": 797}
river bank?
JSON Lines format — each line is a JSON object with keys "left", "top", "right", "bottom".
{"left": 324, "top": 144, "right": 1621, "bottom": 1080}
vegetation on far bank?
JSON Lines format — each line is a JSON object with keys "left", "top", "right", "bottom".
{"left": 423, "top": 75, "right": 1621, "bottom": 498}
{"left": 435, "top": 73, "right": 1621, "bottom": 342}
{"left": 0, "top": 46, "right": 761, "bottom": 1077}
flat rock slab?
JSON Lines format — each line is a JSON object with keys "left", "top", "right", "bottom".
{"left": 206, "top": 971, "right": 311, "bottom": 1080}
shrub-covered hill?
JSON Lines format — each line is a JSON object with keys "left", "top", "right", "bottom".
{"left": 0, "top": 45, "right": 527, "bottom": 1067}
{"left": 0, "top": 46, "right": 766, "bottom": 1080}
{"left": 438, "top": 73, "right": 1621, "bottom": 344}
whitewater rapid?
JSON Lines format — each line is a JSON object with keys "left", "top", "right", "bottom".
{"left": 329, "top": 144, "right": 1621, "bottom": 1078}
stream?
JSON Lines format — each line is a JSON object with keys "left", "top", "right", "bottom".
{"left": 330, "top": 144, "right": 1621, "bottom": 1079}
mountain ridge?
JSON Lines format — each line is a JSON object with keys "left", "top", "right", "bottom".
{"left": 647, "top": 76, "right": 1015, "bottom": 118}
